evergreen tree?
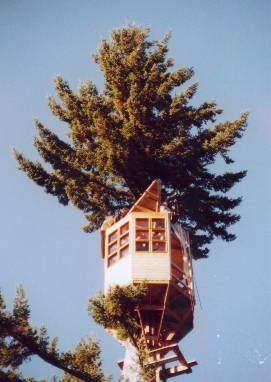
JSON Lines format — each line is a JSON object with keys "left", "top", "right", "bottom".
{"left": 14, "top": 26, "right": 247, "bottom": 259}
{"left": 89, "top": 283, "right": 154, "bottom": 381}
{"left": 0, "top": 287, "right": 107, "bottom": 382}
{"left": 0, "top": 285, "right": 149, "bottom": 381}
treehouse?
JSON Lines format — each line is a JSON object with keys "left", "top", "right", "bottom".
{"left": 101, "top": 180, "right": 197, "bottom": 381}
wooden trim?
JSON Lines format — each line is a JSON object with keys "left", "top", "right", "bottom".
{"left": 172, "top": 262, "right": 191, "bottom": 282}
{"left": 136, "top": 308, "right": 147, "bottom": 344}
{"left": 101, "top": 230, "right": 105, "bottom": 258}
{"left": 134, "top": 204, "right": 154, "bottom": 213}
{"left": 133, "top": 279, "right": 169, "bottom": 284}
{"left": 148, "top": 354, "right": 179, "bottom": 367}
{"left": 128, "top": 179, "right": 161, "bottom": 213}
{"left": 149, "top": 343, "right": 178, "bottom": 354}
{"left": 160, "top": 360, "right": 197, "bottom": 379}
{"left": 157, "top": 283, "right": 169, "bottom": 343}
{"left": 106, "top": 218, "right": 130, "bottom": 267}
{"left": 146, "top": 190, "right": 160, "bottom": 201}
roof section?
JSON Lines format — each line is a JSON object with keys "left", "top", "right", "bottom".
{"left": 100, "top": 180, "right": 162, "bottom": 258}
{"left": 128, "top": 179, "right": 161, "bottom": 213}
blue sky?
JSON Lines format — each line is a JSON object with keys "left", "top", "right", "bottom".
{"left": 1, "top": 0, "right": 270, "bottom": 381}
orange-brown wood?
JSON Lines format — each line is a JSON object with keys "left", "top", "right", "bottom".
{"left": 129, "top": 179, "right": 161, "bottom": 213}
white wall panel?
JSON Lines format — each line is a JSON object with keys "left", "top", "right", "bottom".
{"left": 104, "top": 255, "right": 132, "bottom": 291}
{"left": 132, "top": 254, "right": 170, "bottom": 281}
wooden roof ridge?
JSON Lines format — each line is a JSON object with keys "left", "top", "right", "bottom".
{"left": 128, "top": 179, "right": 161, "bottom": 214}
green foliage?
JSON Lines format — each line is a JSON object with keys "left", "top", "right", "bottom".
{"left": 14, "top": 25, "right": 248, "bottom": 258}
{"left": 13, "top": 285, "right": 30, "bottom": 323}
{"left": 89, "top": 284, "right": 154, "bottom": 381}
{"left": 0, "top": 288, "right": 107, "bottom": 382}
{"left": 89, "top": 283, "right": 146, "bottom": 343}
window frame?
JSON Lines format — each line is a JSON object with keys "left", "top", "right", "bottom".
{"left": 135, "top": 216, "right": 167, "bottom": 254}
{"left": 107, "top": 219, "right": 130, "bottom": 267}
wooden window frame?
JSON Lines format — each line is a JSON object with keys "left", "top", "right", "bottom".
{"left": 107, "top": 221, "right": 130, "bottom": 267}
{"left": 135, "top": 217, "right": 167, "bottom": 254}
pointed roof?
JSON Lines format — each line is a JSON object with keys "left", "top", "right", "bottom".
{"left": 128, "top": 179, "right": 161, "bottom": 213}
{"left": 100, "top": 180, "right": 162, "bottom": 258}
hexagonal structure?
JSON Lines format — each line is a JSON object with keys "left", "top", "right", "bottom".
{"left": 100, "top": 180, "right": 197, "bottom": 380}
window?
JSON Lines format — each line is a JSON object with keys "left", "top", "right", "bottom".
{"left": 152, "top": 218, "right": 165, "bottom": 229}
{"left": 108, "top": 242, "right": 117, "bottom": 255}
{"left": 135, "top": 218, "right": 149, "bottom": 252}
{"left": 135, "top": 217, "right": 167, "bottom": 253}
{"left": 152, "top": 231, "right": 165, "bottom": 240}
{"left": 109, "top": 230, "right": 117, "bottom": 243}
{"left": 136, "top": 230, "right": 149, "bottom": 240}
{"left": 136, "top": 241, "right": 149, "bottom": 251}
{"left": 153, "top": 242, "right": 166, "bottom": 252}
{"left": 136, "top": 218, "right": 149, "bottom": 229}
{"left": 151, "top": 217, "right": 166, "bottom": 253}
{"left": 120, "top": 234, "right": 129, "bottom": 246}
{"left": 107, "top": 221, "right": 130, "bottom": 267}
{"left": 120, "top": 222, "right": 129, "bottom": 235}
{"left": 108, "top": 253, "right": 118, "bottom": 267}
{"left": 120, "top": 245, "right": 129, "bottom": 258}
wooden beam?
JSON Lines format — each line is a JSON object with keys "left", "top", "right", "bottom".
{"left": 128, "top": 179, "right": 161, "bottom": 213}
{"left": 171, "top": 262, "right": 192, "bottom": 282}
{"left": 175, "top": 347, "right": 189, "bottom": 366}
{"left": 146, "top": 190, "right": 160, "bottom": 200}
{"left": 160, "top": 360, "right": 197, "bottom": 379}
{"left": 148, "top": 354, "right": 179, "bottom": 367}
{"left": 149, "top": 343, "right": 178, "bottom": 354}
{"left": 157, "top": 283, "right": 169, "bottom": 343}
{"left": 165, "top": 332, "right": 176, "bottom": 341}
{"left": 133, "top": 204, "right": 153, "bottom": 212}
{"left": 136, "top": 308, "right": 147, "bottom": 344}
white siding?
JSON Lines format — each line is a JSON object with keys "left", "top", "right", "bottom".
{"left": 132, "top": 253, "right": 171, "bottom": 282}
{"left": 103, "top": 211, "right": 172, "bottom": 289}
{"left": 104, "top": 254, "right": 132, "bottom": 291}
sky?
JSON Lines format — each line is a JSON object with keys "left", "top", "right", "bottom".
{"left": 0, "top": 0, "right": 270, "bottom": 381}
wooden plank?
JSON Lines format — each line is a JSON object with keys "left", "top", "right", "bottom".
{"left": 100, "top": 230, "right": 105, "bottom": 258}
{"left": 149, "top": 343, "right": 178, "bottom": 354}
{"left": 136, "top": 308, "right": 147, "bottom": 344}
{"left": 128, "top": 179, "right": 161, "bottom": 213}
{"left": 148, "top": 354, "right": 179, "bottom": 367}
{"left": 146, "top": 190, "right": 160, "bottom": 200}
{"left": 166, "top": 332, "right": 176, "bottom": 341}
{"left": 157, "top": 283, "right": 169, "bottom": 343}
{"left": 171, "top": 262, "right": 192, "bottom": 282}
{"left": 175, "top": 347, "right": 189, "bottom": 366}
{"left": 160, "top": 360, "right": 197, "bottom": 379}
{"left": 133, "top": 204, "right": 154, "bottom": 213}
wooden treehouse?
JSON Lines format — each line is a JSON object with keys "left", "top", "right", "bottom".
{"left": 101, "top": 180, "right": 197, "bottom": 381}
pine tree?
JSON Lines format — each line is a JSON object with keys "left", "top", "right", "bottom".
{"left": 89, "top": 283, "right": 154, "bottom": 381}
{"left": 14, "top": 25, "right": 248, "bottom": 259}
{"left": 0, "top": 287, "right": 107, "bottom": 382}
{"left": 0, "top": 284, "right": 150, "bottom": 381}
